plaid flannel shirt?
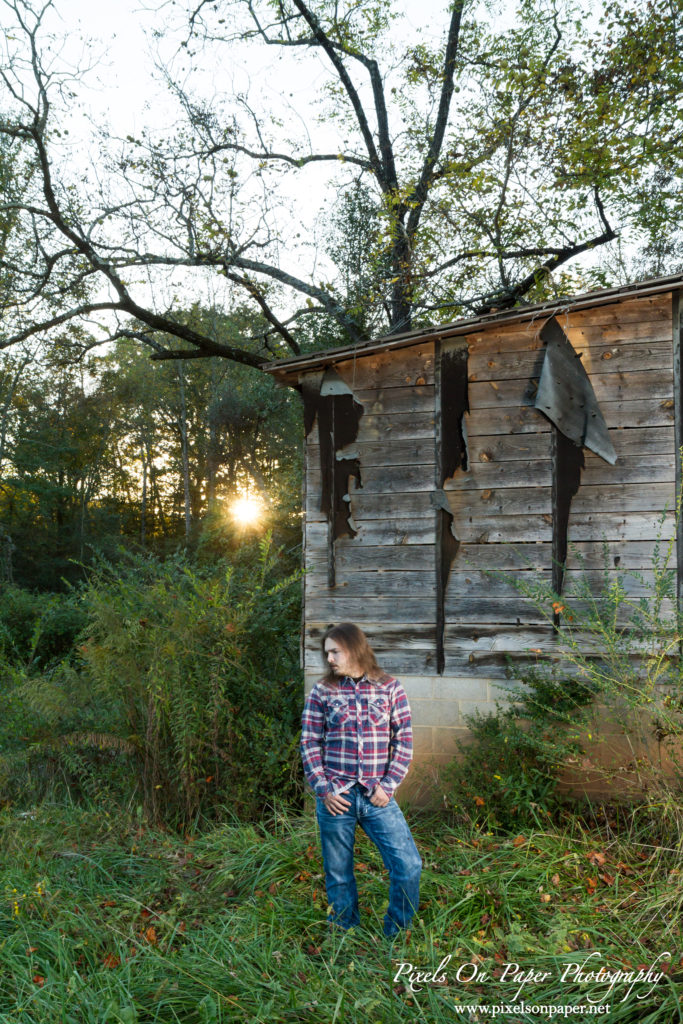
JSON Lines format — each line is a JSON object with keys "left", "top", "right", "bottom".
{"left": 300, "top": 674, "right": 413, "bottom": 798}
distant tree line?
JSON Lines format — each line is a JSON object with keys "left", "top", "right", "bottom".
{"left": 0, "top": 307, "right": 302, "bottom": 590}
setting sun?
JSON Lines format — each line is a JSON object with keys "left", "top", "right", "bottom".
{"left": 230, "top": 496, "right": 265, "bottom": 528}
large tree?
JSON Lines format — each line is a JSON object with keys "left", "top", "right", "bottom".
{"left": 0, "top": 0, "right": 681, "bottom": 367}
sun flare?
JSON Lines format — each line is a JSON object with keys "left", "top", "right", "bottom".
{"left": 230, "top": 496, "right": 265, "bottom": 527}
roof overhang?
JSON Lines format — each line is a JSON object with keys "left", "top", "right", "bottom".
{"left": 264, "top": 272, "right": 683, "bottom": 383}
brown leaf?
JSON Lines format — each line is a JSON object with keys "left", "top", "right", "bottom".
{"left": 100, "top": 900, "right": 116, "bottom": 908}
{"left": 458, "top": 869, "right": 472, "bottom": 876}
{"left": 600, "top": 873, "right": 615, "bottom": 886}
{"left": 268, "top": 882, "right": 278, "bottom": 895}
{"left": 305, "top": 944, "right": 322, "bottom": 956}
{"left": 178, "top": 921, "right": 186, "bottom": 933}
{"left": 474, "top": 796, "right": 485, "bottom": 807}
{"left": 144, "top": 926, "right": 158, "bottom": 946}
{"left": 587, "top": 851, "right": 607, "bottom": 866}
{"left": 540, "top": 893, "right": 551, "bottom": 903}
{"left": 304, "top": 844, "right": 315, "bottom": 860}
{"left": 33, "top": 974, "right": 45, "bottom": 987}
{"left": 513, "top": 836, "right": 527, "bottom": 848}
{"left": 26, "top": 947, "right": 38, "bottom": 955}
{"left": 551, "top": 873, "right": 560, "bottom": 886}
{"left": 102, "top": 953, "right": 121, "bottom": 969}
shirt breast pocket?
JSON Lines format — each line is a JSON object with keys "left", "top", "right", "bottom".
{"left": 368, "top": 697, "right": 390, "bottom": 727}
{"left": 327, "top": 697, "right": 352, "bottom": 730}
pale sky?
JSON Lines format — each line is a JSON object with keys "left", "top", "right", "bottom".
{"left": 27, "top": 0, "right": 455, "bottom": 136}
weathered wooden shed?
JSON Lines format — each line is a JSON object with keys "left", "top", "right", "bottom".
{"left": 265, "top": 274, "right": 683, "bottom": 792}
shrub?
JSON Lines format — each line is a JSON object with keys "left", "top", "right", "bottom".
{"left": 0, "top": 536, "right": 304, "bottom": 824}
{"left": 444, "top": 516, "right": 683, "bottom": 828}
{"left": 0, "top": 586, "right": 86, "bottom": 666}
{"left": 78, "top": 535, "right": 303, "bottom": 824}
{"left": 442, "top": 664, "right": 596, "bottom": 830}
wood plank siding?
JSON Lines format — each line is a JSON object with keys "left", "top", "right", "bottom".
{"left": 444, "top": 292, "right": 675, "bottom": 677}
{"left": 299, "top": 290, "right": 677, "bottom": 682}
{"left": 303, "top": 344, "right": 439, "bottom": 676}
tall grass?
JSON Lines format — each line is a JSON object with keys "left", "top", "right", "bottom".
{"left": 1, "top": 802, "right": 681, "bottom": 1023}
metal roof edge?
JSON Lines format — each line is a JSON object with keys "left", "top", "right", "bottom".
{"left": 263, "top": 272, "right": 683, "bottom": 377}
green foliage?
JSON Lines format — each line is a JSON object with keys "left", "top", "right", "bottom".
{"left": 0, "top": 586, "right": 86, "bottom": 666}
{"left": 0, "top": 536, "right": 304, "bottom": 824}
{"left": 75, "top": 535, "right": 303, "bottom": 824}
{"left": 510, "top": 524, "right": 683, "bottom": 797}
{"left": 444, "top": 510, "right": 683, "bottom": 826}
{"left": 1, "top": 803, "right": 681, "bottom": 1022}
{"left": 0, "top": 312, "right": 303, "bottom": 590}
{"left": 443, "top": 664, "right": 597, "bottom": 830}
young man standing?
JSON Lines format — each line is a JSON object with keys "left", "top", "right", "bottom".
{"left": 300, "top": 622, "right": 422, "bottom": 938}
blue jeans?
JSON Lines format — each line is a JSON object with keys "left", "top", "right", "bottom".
{"left": 315, "top": 783, "right": 422, "bottom": 937}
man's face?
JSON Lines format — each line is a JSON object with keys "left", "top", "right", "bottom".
{"left": 324, "top": 637, "right": 357, "bottom": 678}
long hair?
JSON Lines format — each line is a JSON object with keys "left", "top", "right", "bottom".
{"left": 320, "top": 622, "right": 388, "bottom": 685}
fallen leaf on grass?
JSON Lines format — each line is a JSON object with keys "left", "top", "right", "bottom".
{"left": 551, "top": 873, "right": 560, "bottom": 886}
{"left": 33, "top": 975, "right": 45, "bottom": 987}
{"left": 513, "top": 836, "right": 526, "bottom": 848}
{"left": 102, "top": 953, "right": 121, "bottom": 969}
{"left": 26, "top": 947, "right": 38, "bottom": 955}
{"left": 268, "top": 882, "right": 278, "bottom": 895}
{"left": 474, "top": 797, "right": 485, "bottom": 807}
{"left": 587, "top": 851, "right": 606, "bottom": 867}
{"left": 144, "top": 926, "right": 158, "bottom": 945}
{"left": 599, "top": 872, "right": 615, "bottom": 886}
{"left": 540, "top": 894, "right": 551, "bottom": 903}
{"left": 305, "top": 944, "right": 322, "bottom": 956}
